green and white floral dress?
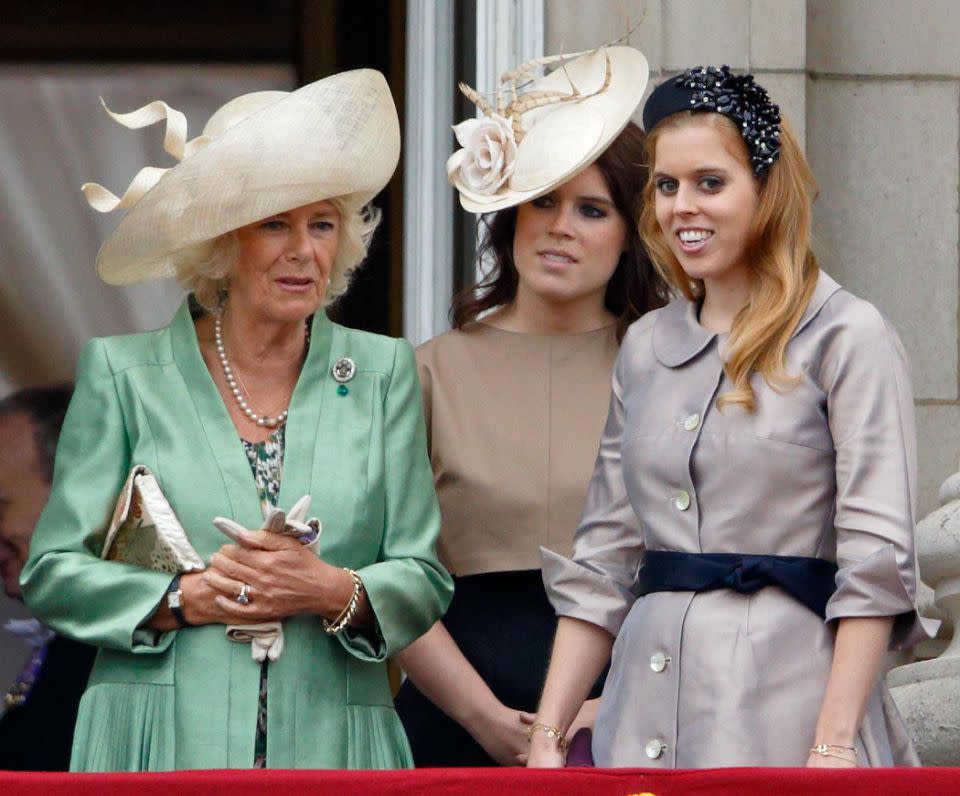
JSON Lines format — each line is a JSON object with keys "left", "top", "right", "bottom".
{"left": 241, "top": 425, "right": 285, "bottom": 769}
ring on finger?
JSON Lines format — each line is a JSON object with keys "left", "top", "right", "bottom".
{"left": 236, "top": 583, "right": 252, "bottom": 605}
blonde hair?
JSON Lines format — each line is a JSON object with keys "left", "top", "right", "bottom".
{"left": 173, "top": 197, "right": 382, "bottom": 312}
{"left": 639, "top": 112, "right": 819, "bottom": 412}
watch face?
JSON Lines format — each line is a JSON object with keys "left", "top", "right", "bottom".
{"left": 168, "top": 591, "right": 183, "bottom": 610}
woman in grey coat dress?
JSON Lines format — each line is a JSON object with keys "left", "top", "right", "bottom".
{"left": 526, "top": 67, "right": 937, "bottom": 769}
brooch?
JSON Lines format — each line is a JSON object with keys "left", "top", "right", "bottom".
{"left": 331, "top": 357, "right": 356, "bottom": 383}
{"left": 332, "top": 357, "right": 356, "bottom": 395}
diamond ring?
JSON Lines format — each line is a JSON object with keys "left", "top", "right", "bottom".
{"left": 236, "top": 583, "right": 252, "bottom": 605}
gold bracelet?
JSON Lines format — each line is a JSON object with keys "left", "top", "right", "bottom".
{"left": 810, "top": 743, "right": 857, "bottom": 761}
{"left": 527, "top": 722, "right": 569, "bottom": 751}
{"left": 322, "top": 568, "right": 364, "bottom": 635}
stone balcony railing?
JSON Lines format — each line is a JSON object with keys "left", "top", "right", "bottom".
{"left": 888, "top": 470, "right": 960, "bottom": 766}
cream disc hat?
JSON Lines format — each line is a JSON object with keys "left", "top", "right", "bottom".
{"left": 82, "top": 69, "right": 400, "bottom": 285}
{"left": 447, "top": 45, "right": 649, "bottom": 214}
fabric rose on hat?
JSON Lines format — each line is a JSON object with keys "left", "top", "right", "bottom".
{"left": 446, "top": 113, "right": 518, "bottom": 195}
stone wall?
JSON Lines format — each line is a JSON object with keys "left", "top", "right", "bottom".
{"left": 545, "top": 0, "right": 960, "bottom": 516}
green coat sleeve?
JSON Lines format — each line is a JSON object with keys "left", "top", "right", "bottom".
{"left": 20, "top": 338, "right": 176, "bottom": 653}
{"left": 341, "top": 338, "right": 453, "bottom": 661}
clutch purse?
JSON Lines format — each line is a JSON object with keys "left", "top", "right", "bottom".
{"left": 101, "top": 465, "right": 204, "bottom": 573}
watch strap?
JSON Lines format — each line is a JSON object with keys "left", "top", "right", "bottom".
{"left": 166, "top": 573, "right": 189, "bottom": 627}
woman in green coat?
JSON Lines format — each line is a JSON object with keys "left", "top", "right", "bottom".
{"left": 20, "top": 69, "right": 452, "bottom": 772}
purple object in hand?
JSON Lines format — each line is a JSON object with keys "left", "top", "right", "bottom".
{"left": 564, "top": 728, "right": 595, "bottom": 767}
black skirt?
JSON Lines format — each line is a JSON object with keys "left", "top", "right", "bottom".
{"left": 394, "top": 569, "right": 606, "bottom": 767}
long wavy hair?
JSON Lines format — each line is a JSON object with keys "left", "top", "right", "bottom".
{"left": 639, "top": 112, "right": 819, "bottom": 411}
{"left": 451, "top": 122, "right": 669, "bottom": 342}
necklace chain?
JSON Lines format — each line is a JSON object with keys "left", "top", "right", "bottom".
{"left": 214, "top": 310, "right": 309, "bottom": 428}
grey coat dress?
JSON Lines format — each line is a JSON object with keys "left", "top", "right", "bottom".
{"left": 543, "top": 271, "right": 937, "bottom": 768}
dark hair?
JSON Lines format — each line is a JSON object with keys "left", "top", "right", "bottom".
{"left": 0, "top": 384, "right": 74, "bottom": 483}
{"left": 450, "top": 121, "right": 669, "bottom": 341}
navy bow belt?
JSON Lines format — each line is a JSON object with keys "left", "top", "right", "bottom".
{"left": 635, "top": 551, "right": 838, "bottom": 618}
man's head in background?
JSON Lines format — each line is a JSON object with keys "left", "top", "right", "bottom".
{"left": 0, "top": 385, "right": 73, "bottom": 600}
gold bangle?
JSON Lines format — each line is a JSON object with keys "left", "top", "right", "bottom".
{"left": 527, "top": 722, "right": 568, "bottom": 751}
{"left": 322, "top": 568, "right": 364, "bottom": 635}
{"left": 810, "top": 743, "right": 857, "bottom": 761}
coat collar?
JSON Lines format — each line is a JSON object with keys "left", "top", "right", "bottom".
{"left": 169, "top": 299, "right": 335, "bottom": 525}
{"left": 651, "top": 296, "right": 716, "bottom": 368}
{"left": 652, "top": 269, "right": 842, "bottom": 368}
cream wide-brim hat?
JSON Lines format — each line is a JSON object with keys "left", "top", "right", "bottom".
{"left": 449, "top": 46, "right": 649, "bottom": 214}
{"left": 84, "top": 69, "right": 400, "bottom": 285}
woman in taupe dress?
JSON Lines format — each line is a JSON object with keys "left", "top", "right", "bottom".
{"left": 528, "top": 67, "right": 936, "bottom": 768}
{"left": 393, "top": 47, "right": 668, "bottom": 766}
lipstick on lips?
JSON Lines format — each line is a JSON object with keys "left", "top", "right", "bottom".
{"left": 276, "top": 275, "right": 315, "bottom": 292}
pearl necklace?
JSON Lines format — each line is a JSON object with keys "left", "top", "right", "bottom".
{"left": 214, "top": 311, "right": 308, "bottom": 428}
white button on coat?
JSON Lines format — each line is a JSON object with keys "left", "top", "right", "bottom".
{"left": 683, "top": 413, "right": 701, "bottom": 431}
{"left": 645, "top": 738, "right": 665, "bottom": 759}
{"left": 650, "top": 652, "right": 668, "bottom": 672}
{"left": 672, "top": 490, "right": 690, "bottom": 511}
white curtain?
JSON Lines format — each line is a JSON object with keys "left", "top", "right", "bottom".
{"left": 0, "top": 64, "right": 296, "bottom": 395}
{"left": 0, "top": 62, "right": 295, "bottom": 687}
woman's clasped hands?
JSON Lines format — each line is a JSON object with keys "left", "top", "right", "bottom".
{"left": 205, "top": 496, "right": 327, "bottom": 622}
{"left": 177, "top": 496, "right": 345, "bottom": 632}
{"left": 204, "top": 527, "right": 327, "bottom": 619}
{"left": 466, "top": 705, "right": 535, "bottom": 766}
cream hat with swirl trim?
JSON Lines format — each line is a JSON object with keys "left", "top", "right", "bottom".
{"left": 447, "top": 45, "right": 649, "bottom": 214}
{"left": 83, "top": 69, "right": 400, "bottom": 285}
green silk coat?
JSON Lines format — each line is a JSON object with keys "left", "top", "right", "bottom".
{"left": 21, "top": 301, "right": 453, "bottom": 771}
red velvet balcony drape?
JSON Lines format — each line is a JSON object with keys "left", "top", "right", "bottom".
{"left": 3, "top": 766, "right": 959, "bottom": 795}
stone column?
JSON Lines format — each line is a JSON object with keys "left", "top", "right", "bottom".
{"left": 544, "top": 0, "right": 806, "bottom": 142}
{"left": 807, "top": 0, "right": 960, "bottom": 518}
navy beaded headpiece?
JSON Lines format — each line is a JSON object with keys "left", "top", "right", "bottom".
{"left": 642, "top": 65, "right": 781, "bottom": 176}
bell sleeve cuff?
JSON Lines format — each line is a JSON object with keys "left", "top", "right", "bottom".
{"left": 825, "top": 543, "right": 939, "bottom": 649}
{"left": 337, "top": 619, "right": 386, "bottom": 661}
{"left": 541, "top": 547, "right": 635, "bottom": 638}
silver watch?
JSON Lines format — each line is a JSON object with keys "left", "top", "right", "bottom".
{"left": 166, "top": 574, "right": 188, "bottom": 627}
